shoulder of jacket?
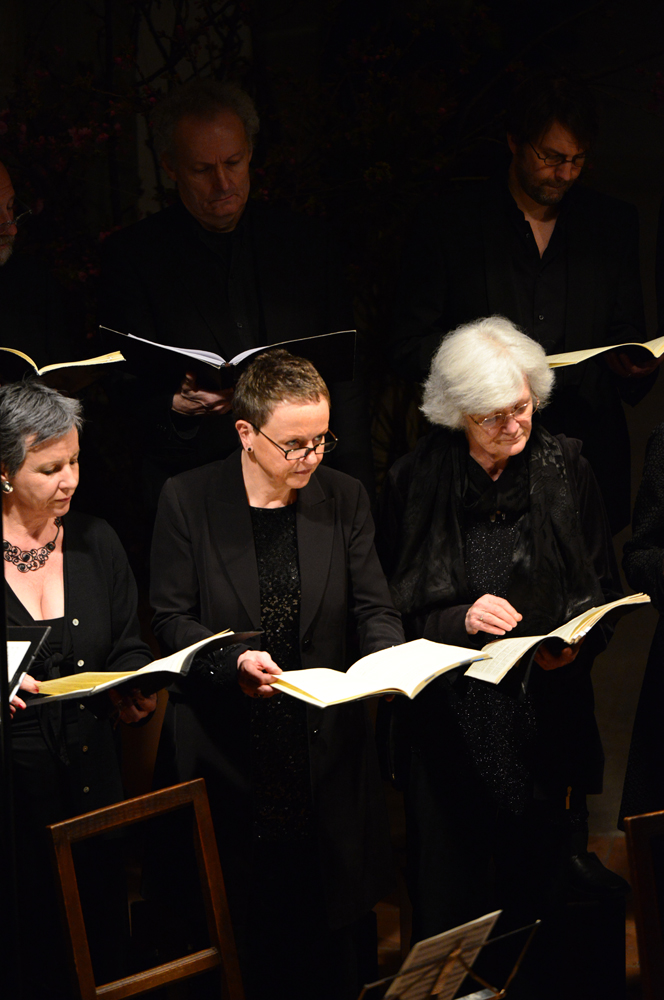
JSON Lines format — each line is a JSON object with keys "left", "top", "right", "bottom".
{"left": 103, "top": 205, "right": 182, "bottom": 250}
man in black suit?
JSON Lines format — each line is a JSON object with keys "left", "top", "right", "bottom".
{"left": 100, "top": 80, "right": 373, "bottom": 509}
{"left": 0, "top": 161, "right": 72, "bottom": 377}
{"left": 390, "top": 76, "right": 658, "bottom": 534}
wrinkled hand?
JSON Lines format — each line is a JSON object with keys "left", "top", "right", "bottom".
{"left": 604, "top": 350, "right": 663, "bottom": 379}
{"left": 172, "top": 372, "right": 234, "bottom": 416}
{"left": 107, "top": 687, "right": 158, "bottom": 724}
{"left": 237, "top": 649, "right": 282, "bottom": 699}
{"left": 465, "top": 595, "right": 522, "bottom": 636}
{"left": 9, "top": 674, "right": 41, "bottom": 716}
{"left": 534, "top": 637, "right": 585, "bottom": 671}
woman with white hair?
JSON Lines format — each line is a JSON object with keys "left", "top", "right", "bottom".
{"left": 378, "top": 317, "right": 622, "bottom": 986}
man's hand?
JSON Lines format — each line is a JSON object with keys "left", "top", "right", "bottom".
{"left": 107, "top": 687, "right": 158, "bottom": 724}
{"left": 237, "top": 649, "right": 282, "bottom": 698}
{"left": 172, "top": 371, "right": 234, "bottom": 415}
{"left": 534, "top": 637, "right": 585, "bottom": 671}
{"left": 604, "top": 350, "right": 663, "bottom": 379}
{"left": 465, "top": 595, "right": 522, "bottom": 636}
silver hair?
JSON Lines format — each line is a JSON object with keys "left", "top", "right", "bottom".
{"left": 152, "top": 78, "right": 260, "bottom": 162}
{"left": 420, "top": 316, "right": 554, "bottom": 429}
{"left": 0, "top": 380, "right": 83, "bottom": 477}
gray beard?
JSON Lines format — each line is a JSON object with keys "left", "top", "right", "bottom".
{"left": 514, "top": 162, "right": 574, "bottom": 207}
{"left": 0, "top": 239, "right": 14, "bottom": 265}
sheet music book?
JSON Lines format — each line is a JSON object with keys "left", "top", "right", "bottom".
{"left": 384, "top": 910, "right": 501, "bottom": 1000}
{"left": 465, "top": 593, "right": 649, "bottom": 685}
{"left": 100, "top": 326, "right": 357, "bottom": 386}
{"left": 547, "top": 335, "right": 664, "bottom": 368}
{"left": 7, "top": 626, "right": 51, "bottom": 700}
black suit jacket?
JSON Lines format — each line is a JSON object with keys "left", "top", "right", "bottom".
{"left": 149, "top": 451, "right": 403, "bottom": 928}
{"left": 100, "top": 200, "right": 374, "bottom": 498}
{"left": 389, "top": 180, "right": 650, "bottom": 532}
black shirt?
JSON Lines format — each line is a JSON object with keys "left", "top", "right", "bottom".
{"left": 504, "top": 184, "right": 568, "bottom": 354}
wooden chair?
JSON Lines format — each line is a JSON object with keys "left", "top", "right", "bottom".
{"left": 624, "top": 809, "right": 664, "bottom": 1000}
{"left": 48, "top": 778, "right": 244, "bottom": 1000}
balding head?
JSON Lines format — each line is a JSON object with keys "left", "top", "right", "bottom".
{"left": 0, "top": 162, "right": 16, "bottom": 266}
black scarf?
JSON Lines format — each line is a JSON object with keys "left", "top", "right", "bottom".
{"left": 389, "top": 423, "right": 604, "bottom": 637}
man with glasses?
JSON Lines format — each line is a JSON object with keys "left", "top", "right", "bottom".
{"left": 99, "top": 79, "right": 373, "bottom": 513}
{"left": 0, "top": 161, "right": 72, "bottom": 379}
{"left": 390, "top": 74, "right": 656, "bottom": 537}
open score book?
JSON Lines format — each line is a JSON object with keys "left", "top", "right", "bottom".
{"left": 547, "top": 336, "right": 664, "bottom": 368}
{"left": 269, "top": 638, "right": 487, "bottom": 707}
{"left": 466, "top": 593, "right": 650, "bottom": 685}
{"left": 29, "top": 630, "right": 260, "bottom": 703}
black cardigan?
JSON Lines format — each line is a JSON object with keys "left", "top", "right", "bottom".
{"left": 7, "top": 511, "right": 152, "bottom": 814}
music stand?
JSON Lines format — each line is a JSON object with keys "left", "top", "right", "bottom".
{"left": 357, "top": 910, "right": 540, "bottom": 1000}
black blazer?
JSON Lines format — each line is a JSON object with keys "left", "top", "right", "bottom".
{"left": 149, "top": 451, "right": 404, "bottom": 927}
{"left": 99, "top": 201, "right": 374, "bottom": 493}
{"left": 388, "top": 180, "right": 650, "bottom": 533}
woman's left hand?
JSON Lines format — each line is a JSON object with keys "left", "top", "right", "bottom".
{"left": 107, "top": 687, "right": 158, "bottom": 724}
{"left": 534, "top": 637, "right": 585, "bottom": 671}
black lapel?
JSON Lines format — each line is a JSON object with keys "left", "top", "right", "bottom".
{"left": 296, "top": 473, "right": 336, "bottom": 639}
{"left": 205, "top": 452, "right": 262, "bottom": 626}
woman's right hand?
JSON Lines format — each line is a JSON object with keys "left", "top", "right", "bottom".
{"left": 9, "top": 674, "right": 41, "bottom": 716}
{"left": 237, "top": 649, "right": 282, "bottom": 699}
{"left": 465, "top": 595, "right": 522, "bottom": 636}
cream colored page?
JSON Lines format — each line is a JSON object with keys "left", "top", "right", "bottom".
{"left": 349, "top": 638, "right": 485, "bottom": 695}
{"left": 38, "top": 671, "right": 135, "bottom": 694}
{"left": 466, "top": 635, "right": 546, "bottom": 684}
{"left": 7, "top": 641, "right": 31, "bottom": 680}
{"left": 39, "top": 351, "right": 125, "bottom": 374}
{"left": 37, "top": 630, "right": 233, "bottom": 697}
{"left": 271, "top": 668, "right": 367, "bottom": 705}
{"left": 547, "top": 336, "right": 664, "bottom": 368}
{"left": 548, "top": 593, "right": 650, "bottom": 644}
{"left": 272, "top": 639, "right": 487, "bottom": 705}
{"left": 384, "top": 909, "right": 501, "bottom": 1000}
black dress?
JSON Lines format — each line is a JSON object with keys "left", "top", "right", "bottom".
{"left": 8, "top": 590, "right": 128, "bottom": 1000}
{"left": 378, "top": 426, "right": 621, "bottom": 997}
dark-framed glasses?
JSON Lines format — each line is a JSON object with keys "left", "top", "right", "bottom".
{"left": 528, "top": 142, "right": 587, "bottom": 168}
{"left": 0, "top": 199, "right": 32, "bottom": 234}
{"left": 257, "top": 428, "right": 338, "bottom": 461}
{"left": 471, "top": 397, "right": 539, "bottom": 433}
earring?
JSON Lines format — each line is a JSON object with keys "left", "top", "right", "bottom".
{"left": 1, "top": 480, "right": 13, "bottom": 493}
{"left": 246, "top": 447, "right": 253, "bottom": 453}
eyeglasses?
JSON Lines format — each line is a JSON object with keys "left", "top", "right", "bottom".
{"left": 470, "top": 398, "right": 539, "bottom": 433}
{"left": 528, "top": 142, "right": 587, "bottom": 169}
{"left": 256, "top": 428, "right": 338, "bottom": 461}
{"left": 0, "top": 199, "right": 32, "bottom": 234}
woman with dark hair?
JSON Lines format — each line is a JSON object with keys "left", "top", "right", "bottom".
{"left": 150, "top": 349, "right": 403, "bottom": 1000}
{"left": 378, "top": 317, "right": 623, "bottom": 989}
{"left": 1, "top": 380, "right": 155, "bottom": 999}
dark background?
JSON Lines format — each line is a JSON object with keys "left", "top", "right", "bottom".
{"left": 1, "top": 0, "right": 663, "bottom": 831}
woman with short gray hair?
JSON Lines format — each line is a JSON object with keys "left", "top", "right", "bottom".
{"left": 1, "top": 380, "right": 154, "bottom": 998}
{"left": 378, "top": 317, "right": 622, "bottom": 985}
